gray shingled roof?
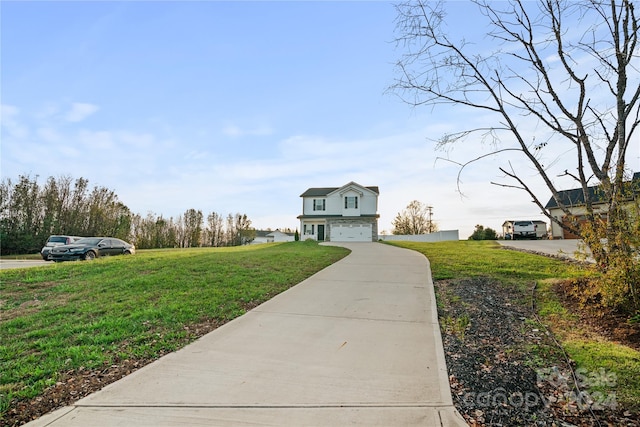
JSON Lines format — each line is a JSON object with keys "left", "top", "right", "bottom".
{"left": 300, "top": 186, "right": 380, "bottom": 197}
{"left": 545, "top": 172, "right": 639, "bottom": 209}
{"left": 300, "top": 187, "right": 340, "bottom": 197}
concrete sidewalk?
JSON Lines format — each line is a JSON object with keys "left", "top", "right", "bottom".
{"left": 27, "top": 242, "right": 467, "bottom": 427}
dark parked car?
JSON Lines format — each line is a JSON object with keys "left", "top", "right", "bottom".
{"left": 49, "top": 237, "right": 135, "bottom": 262}
{"left": 41, "top": 235, "right": 82, "bottom": 260}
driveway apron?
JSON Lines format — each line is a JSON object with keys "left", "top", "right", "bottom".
{"left": 27, "top": 242, "right": 466, "bottom": 426}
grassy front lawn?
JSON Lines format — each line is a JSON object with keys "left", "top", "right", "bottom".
{"left": 0, "top": 241, "right": 350, "bottom": 420}
{"left": 386, "top": 240, "right": 640, "bottom": 412}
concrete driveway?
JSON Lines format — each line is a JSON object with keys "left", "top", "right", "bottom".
{"left": 26, "top": 242, "right": 466, "bottom": 427}
{"left": 0, "top": 259, "right": 51, "bottom": 270}
{"left": 497, "top": 239, "right": 591, "bottom": 262}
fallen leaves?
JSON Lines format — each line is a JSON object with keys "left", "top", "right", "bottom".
{"left": 437, "top": 278, "right": 639, "bottom": 427}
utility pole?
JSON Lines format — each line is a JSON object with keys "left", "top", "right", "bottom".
{"left": 426, "top": 205, "right": 433, "bottom": 233}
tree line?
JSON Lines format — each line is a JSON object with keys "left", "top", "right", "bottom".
{"left": 130, "top": 210, "right": 255, "bottom": 250}
{"left": 0, "top": 175, "right": 256, "bottom": 255}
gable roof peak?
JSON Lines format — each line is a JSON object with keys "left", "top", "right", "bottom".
{"left": 329, "top": 181, "right": 379, "bottom": 196}
{"left": 300, "top": 182, "right": 379, "bottom": 197}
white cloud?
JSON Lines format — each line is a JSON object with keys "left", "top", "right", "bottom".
{"left": 1, "top": 104, "right": 29, "bottom": 139}
{"left": 118, "top": 131, "right": 155, "bottom": 149}
{"left": 35, "top": 103, "right": 61, "bottom": 121}
{"left": 65, "top": 102, "right": 99, "bottom": 122}
{"left": 1, "top": 104, "right": 19, "bottom": 119}
{"left": 37, "top": 127, "right": 62, "bottom": 142}
{"left": 184, "top": 150, "right": 208, "bottom": 160}
{"left": 76, "top": 129, "right": 114, "bottom": 149}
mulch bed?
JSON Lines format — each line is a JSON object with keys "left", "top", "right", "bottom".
{"left": 437, "top": 277, "right": 639, "bottom": 426}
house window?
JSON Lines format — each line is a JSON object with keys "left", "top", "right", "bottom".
{"left": 345, "top": 196, "right": 358, "bottom": 209}
{"left": 313, "top": 199, "right": 326, "bottom": 211}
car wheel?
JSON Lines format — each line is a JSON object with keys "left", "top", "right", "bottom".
{"left": 84, "top": 251, "right": 96, "bottom": 261}
{"left": 124, "top": 250, "right": 132, "bottom": 255}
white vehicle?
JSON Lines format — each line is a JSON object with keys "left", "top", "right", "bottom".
{"left": 512, "top": 221, "right": 537, "bottom": 240}
{"left": 40, "top": 235, "right": 82, "bottom": 260}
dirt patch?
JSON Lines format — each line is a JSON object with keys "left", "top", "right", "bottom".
{"left": 0, "top": 299, "right": 43, "bottom": 322}
{"left": 437, "top": 277, "right": 639, "bottom": 426}
{"left": 553, "top": 280, "right": 640, "bottom": 351}
{"left": 1, "top": 282, "right": 74, "bottom": 322}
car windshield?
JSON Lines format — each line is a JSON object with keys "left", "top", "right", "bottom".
{"left": 74, "top": 238, "right": 102, "bottom": 245}
{"left": 48, "top": 236, "right": 68, "bottom": 243}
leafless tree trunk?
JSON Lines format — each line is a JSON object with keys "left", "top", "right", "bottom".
{"left": 205, "top": 211, "right": 224, "bottom": 247}
{"left": 392, "top": 0, "right": 639, "bottom": 309}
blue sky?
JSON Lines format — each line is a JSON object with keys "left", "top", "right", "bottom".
{"left": 2, "top": 1, "right": 637, "bottom": 238}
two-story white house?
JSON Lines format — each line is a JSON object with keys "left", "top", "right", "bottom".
{"left": 297, "top": 182, "right": 380, "bottom": 242}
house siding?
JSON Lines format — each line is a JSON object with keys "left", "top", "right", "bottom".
{"left": 544, "top": 172, "right": 639, "bottom": 239}
{"left": 548, "top": 205, "right": 609, "bottom": 239}
{"left": 298, "top": 182, "right": 379, "bottom": 242}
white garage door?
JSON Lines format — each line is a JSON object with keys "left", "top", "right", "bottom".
{"left": 330, "top": 224, "right": 372, "bottom": 242}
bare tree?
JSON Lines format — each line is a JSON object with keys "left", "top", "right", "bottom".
{"left": 392, "top": 0, "right": 639, "bottom": 309}
{"left": 181, "top": 208, "right": 204, "bottom": 248}
{"left": 393, "top": 200, "right": 438, "bottom": 234}
{"left": 205, "top": 211, "right": 224, "bottom": 247}
{"left": 233, "top": 213, "right": 255, "bottom": 245}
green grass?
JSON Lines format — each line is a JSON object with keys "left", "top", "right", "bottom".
{"left": 0, "top": 241, "right": 349, "bottom": 417}
{"left": 386, "top": 240, "right": 640, "bottom": 411}
{"left": 564, "top": 340, "right": 640, "bottom": 407}
{"left": 441, "top": 313, "right": 471, "bottom": 340}
{"left": 4, "top": 239, "right": 639, "bottom": 418}
{"left": 388, "top": 240, "right": 582, "bottom": 283}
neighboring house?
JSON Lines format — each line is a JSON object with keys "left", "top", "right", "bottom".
{"left": 251, "top": 230, "right": 296, "bottom": 244}
{"left": 297, "top": 182, "right": 380, "bottom": 242}
{"left": 544, "top": 172, "right": 640, "bottom": 239}
{"left": 502, "top": 220, "right": 547, "bottom": 240}
{"left": 251, "top": 230, "right": 271, "bottom": 244}
{"left": 266, "top": 230, "right": 296, "bottom": 243}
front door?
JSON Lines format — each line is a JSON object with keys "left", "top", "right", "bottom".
{"left": 317, "top": 224, "right": 325, "bottom": 242}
